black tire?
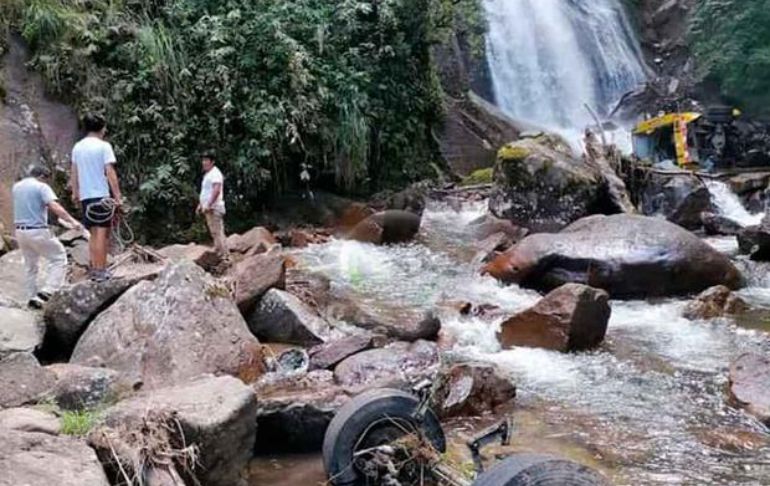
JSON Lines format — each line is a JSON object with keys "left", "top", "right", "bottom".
{"left": 322, "top": 388, "right": 446, "bottom": 485}
{"left": 472, "top": 454, "right": 609, "bottom": 486}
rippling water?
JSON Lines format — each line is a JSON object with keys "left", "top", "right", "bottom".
{"left": 294, "top": 201, "right": 770, "bottom": 485}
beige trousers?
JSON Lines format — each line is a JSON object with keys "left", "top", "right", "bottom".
{"left": 16, "top": 228, "right": 68, "bottom": 299}
{"left": 205, "top": 211, "right": 230, "bottom": 262}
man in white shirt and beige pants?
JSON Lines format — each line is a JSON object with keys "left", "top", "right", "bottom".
{"left": 196, "top": 151, "right": 230, "bottom": 264}
{"left": 13, "top": 166, "right": 83, "bottom": 309}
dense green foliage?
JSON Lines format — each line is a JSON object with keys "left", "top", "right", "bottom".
{"left": 691, "top": 0, "right": 770, "bottom": 113}
{"left": 1, "top": 0, "right": 482, "bottom": 240}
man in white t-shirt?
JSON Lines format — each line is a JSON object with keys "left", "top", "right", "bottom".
{"left": 196, "top": 152, "right": 230, "bottom": 263}
{"left": 13, "top": 166, "right": 83, "bottom": 309}
{"left": 70, "top": 114, "right": 123, "bottom": 282}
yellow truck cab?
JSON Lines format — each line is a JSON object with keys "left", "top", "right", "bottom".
{"left": 632, "top": 112, "right": 702, "bottom": 168}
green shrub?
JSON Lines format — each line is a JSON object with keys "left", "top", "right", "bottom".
{"left": 60, "top": 409, "right": 99, "bottom": 436}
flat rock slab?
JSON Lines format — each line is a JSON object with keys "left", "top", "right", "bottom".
{"left": 0, "top": 352, "right": 55, "bottom": 408}
{"left": 47, "top": 363, "right": 122, "bottom": 410}
{"left": 229, "top": 251, "right": 286, "bottom": 313}
{"left": 729, "top": 353, "right": 770, "bottom": 425}
{"left": 0, "top": 407, "right": 60, "bottom": 435}
{"left": 0, "top": 429, "right": 109, "bottom": 486}
{"left": 0, "top": 250, "right": 27, "bottom": 304}
{"left": 249, "top": 288, "right": 333, "bottom": 346}
{"left": 308, "top": 335, "right": 374, "bottom": 370}
{"left": 93, "top": 375, "right": 257, "bottom": 486}
{"left": 0, "top": 306, "right": 43, "bottom": 356}
{"left": 334, "top": 340, "right": 439, "bottom": 392}
{"left": 71, "top": 262, "right": 266, "bottom": 389}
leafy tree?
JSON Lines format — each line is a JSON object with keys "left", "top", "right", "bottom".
{"left": 1, "top": 0, "right": 482, "bottom": 241}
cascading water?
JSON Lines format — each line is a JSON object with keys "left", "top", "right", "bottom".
{"left": 286, "top": 200, "right": 770, "bottom": 486}
{"left": 705, "top": 179, "right": 764, "bottom": 226}
{"left": 483, "top": 0, "right": 647, "bottom": 134}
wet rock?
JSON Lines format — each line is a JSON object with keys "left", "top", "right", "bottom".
{"left": 370, "top": 183, "right": 429, "bottom": 215}
{"left": 248, "top": 288, "right": 333, "bottom": 346}
{"left": 42, "top": 279, "right": 135, "bottom": 360}
{"left": 640, "top": 174, "right": 711, "bottom": 230}
{"left": 46, "top": 364, "right": 122, "bottom": 410}
{"left": 253, "top": 370, "right": 350, "bottom": 452}
{"left": 0, "top": 429, "right": 109, "bottom": 486}
{"left": 468, "top": 213, "right": 529, "bottom": 242}
{"left": 325, "top": 295, "right": 441, "bottom": 341}
{"left": 0, "top": 352, "right": 55, "bottom": 408}
{"left": 71, "top": 262, "right": 266, "bottom": 389}
{"left": 473, "top": 232, "right": 512, "bottom": 264}
{"left": 91, "top": 375, "right": 256, "bottom": 486}
{"left": 226, "top": 226, "right": 277, "bottom": 254}
{"left": 697, "top": 427, "right": 769, "bottom": 452}
{"left": 729, "top": 353, "right": 770, "bottom": 426}
{"left": 308, "top": 335, "right": 375, "bottom": 371}
{"left": 433, "top": 362, "right": 516, "bottom": 418}
{"left": 347, "top": 210, "right": 422, "bottom": 244}
{"left": 0, "top": 407, "right": 60, "bottom": 435}
{"left": 483, "top": 214, "right": 742, "bottom": 298}
{"left": 737, "top": 225, "right": 770, "bottom": 261}
{"left": 334, "top": 340, "right": 440, "bottom": 391}
{"left": 0, "top": 306, "right": 43, "bottom": 356}
{"left": 228, "top": 250, "right": 286, "bottom": 314}
{"left": 0, "top": 250, "right": 27, "bottom": 304}
{"left": 489, "top": 134, "right": 606, "bottom": 232}
{"left": 683, "top": 285, "right": 749, "bottom": 320}
{"left": 498, "top": 284, "right": 610, "bottom": 352}
{"left": 701, "top": 211, "right": 743, "bottom": 236}
{"left": 157, "top": 243, "right": 220, "bottom": 270}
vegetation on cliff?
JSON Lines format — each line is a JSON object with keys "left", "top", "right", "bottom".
{"left": 691, "top": 0, "right": 770, "bottom": 113}
{"left": 0, "top": 0, "right": 482, "bottom": 240}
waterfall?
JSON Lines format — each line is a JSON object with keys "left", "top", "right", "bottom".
{"left": 705, "top": 180, "right": 764, "bottom": 226}
{"left": 483, "top": 0, "right": 647, "bottom": 134}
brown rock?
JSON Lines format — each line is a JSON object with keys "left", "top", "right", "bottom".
{"left": 91, "top": 375, "right": 256, "bottom": 486}
{"left": 0, "top": 352, "right": 55, "bottom": 408}
{"left": 683, "top": 285, "right": 749, "bottom": 320}
{"left": 433, "top": 362, "right": 516, "bottom": 418}
{"left": 472, "top": 232, "right": 512, "bottom": 264}
{"left": 248, "top": 289, "right": 333, "bottom": 346}
{"left": 347, "top": 210, "right": 421, "bottom": 245}
{"left": 325, "top": 298, "right": 441, "bottom": 342}
{"left": 468, "top": 213, "right": 529, "bottom": 242}
{"left": 157, "top": 243, "right": 220, "bottom": 270}
{"left": 0, "top": 306, "right": 43, "bottom": 357}
{"left": 0, "top": 429, "right": 109, "bottom": 486}
{"left": 498, "top": 284, "right": 610, "bottom": 352}
{"left": 46, "top": 364, "right": 123, "bottom": 410}
{"left": 71, "top": 262, "right": 266, "bottom": 389}
{"left": 253, "top": 370, "right": 350, "bottom": 452}
{"left": 334, "top": 340, "right": 439, "bottom": 391}
{"left": 227, "top": 226, "right": 277, "bottom": 254}
{"left": 0, "top": 407, "right": 60, "bottom": 435}
{"left": 729, "top": 353, "right": 770, "bottom": 425}
{"left": 228, "top": 250, "right": 286, "bottom": 314}
{"left": 308, "top": 335, "right": 374, "bottom": 371}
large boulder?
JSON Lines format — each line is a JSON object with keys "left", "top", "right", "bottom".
{"left": 248, "top": 288, "right": 334, "bottom": 346}
{"left": 157, "top": 243, "right": 220, "bottom": 270}
{"left": 489, "top": 134, "right": 606, "bottom": 231}
{"left": 46, "top": 364, "right": 123, "bottom": 410}
{"left": 90, "top": 376, "right": 256, "bottom": 486}
{"left": 701, "top": 211, "right": 743, "bottom": 236}
{"left": 0, "top": 352, "right": 55, "bottom": 408}
{"left": 347, "top": 210, "right": 422, "bottom": 244}
{"left": 0, "top": 407, "right": 60, "bottom": 435}
{"left": 42, "top": 279, "right": 135, "bottom": 360}
{"left": 432, "top": 362, "right": 516, "bottom": 418}
{"left": 483, "top": 214, "right": 742, "bottom": 298}
{"left": 226, "top": 226, "right": 277, "bottom": 254}
{"left": 0, "top": 305, "right": 43, "bottom": 356}
{"left": 737, "top": 224, "right": 770, "bottom": 261}
{"left": 729, "top": 353, "right": 770, "bottom": 426}
{"left": 498, "top": 284, "right": 610, "bottom": 352}
{"left": 640, "top": 173, "right": 711, "bottom": 230}
{"left": 0, "top": 429, "right": 109, "bottom": 486}
{"left": 334, "top": 340, "right": 440, "bottom": 392}
{"left": 325, "top": 298, "right": 441, "bottom": 342}
{"left": 468, "top": 213, "right": 529, "bottom": 242}
{"left": 253, "top": 370, "right": 350, "bottom": 452}
{"left": 228, "top": 250, "right": 286, "bottom": 314}
{"left": 71, "top": 262, "right": 266, "bottom": 389}
{"left": 683, "top": 285, "right": 749, "bottom": 320}
{"left": 308, "top": 335, "right": 376, "bottom": 371}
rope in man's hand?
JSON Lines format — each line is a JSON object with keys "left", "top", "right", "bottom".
{"left": 84, "top": 198, "right": 135, "bottom": 250}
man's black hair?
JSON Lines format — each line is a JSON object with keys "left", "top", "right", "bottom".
{"left": 83, "top": 113, "right": 107, "bottom": 133}
{"left": 201, "top": 151, "right": 216, "bottom": 162}
{"left": 29, "top": 165, "right": 51, "bottom": 179}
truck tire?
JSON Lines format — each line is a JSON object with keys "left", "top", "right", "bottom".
{"left": 472, "top": 454, "right": 609, "bottom": 486}
{"left": 322, "top": 388, "right": 446, "bottom": 485}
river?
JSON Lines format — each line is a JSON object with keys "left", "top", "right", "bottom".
{"left": 255, "top": 196, "right": 770, "bottom": 485}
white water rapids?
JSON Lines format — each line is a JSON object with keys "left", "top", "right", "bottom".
{"left": 294, "top": 199, "right": 770, "bottom": 485}
{"left": 483, "top": 0, "right": 647, "bottom": 140}
{"left": 706, "top": 180, "right": 764, "bottom": 227}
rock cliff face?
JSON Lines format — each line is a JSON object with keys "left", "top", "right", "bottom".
{"left": 0, "top": 34, "right": 78, "bottom": 226}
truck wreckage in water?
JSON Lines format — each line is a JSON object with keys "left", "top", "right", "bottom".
{"left": 323, "top": 383, "right": 608, "bottom": 485}
{"left": 632, "top": 106, "right": 770, "bottom": 170}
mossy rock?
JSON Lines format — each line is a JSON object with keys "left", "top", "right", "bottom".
{"left": 498, "top": 144, "right": 532, "bottom": 162}
{"left": 461, "top": 167, "right": 494, "bottom": 186}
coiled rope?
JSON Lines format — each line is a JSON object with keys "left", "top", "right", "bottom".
{"left": 84, "top": 198, "right": 135, "bottom": 250}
